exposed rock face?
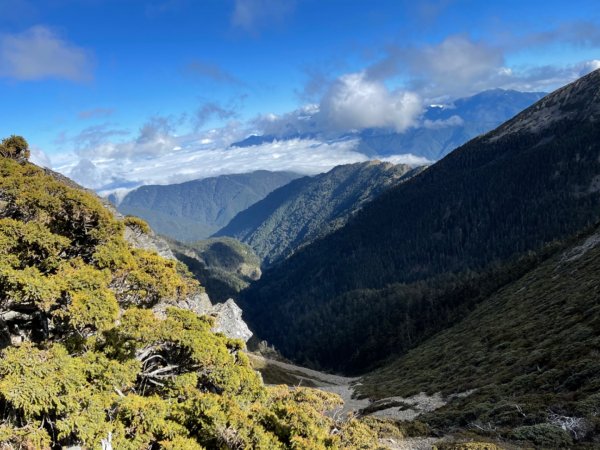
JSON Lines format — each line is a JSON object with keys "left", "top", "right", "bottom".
{"left": 210, "top": 299, "right": 253, "bottom": 342}
{"left": 152, "top": 292, "right": 213, "bottom": 319}
{"left": 124, "top": 225, "right": 175, "bottom": 260}
{"left": 153, "top": 294, "right": 252, "bottom": 342}
{"left": 119, "top": 203, "right": 253, "bottom": 343}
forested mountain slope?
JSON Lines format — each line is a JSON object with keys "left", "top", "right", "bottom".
{"left": 215, "top": 161, "right": 421, "bottom": 266}
{"left": 357, "top": 222, "right": 600, "bottom": 448}
{"left": 117, "top": 170, "right": 300, "bottom": 242}
{"left": 168, "top": 237, "right": 262, "bottom": 303}
{"left": 0, "top": 142, "right": 379, "bottom": 449}
{"left": 240, "top": 69, "right": 600, "bottom": 373}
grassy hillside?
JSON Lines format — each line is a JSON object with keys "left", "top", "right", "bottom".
{"left": 0, "top": 147, "right": 379, "bottom": 449}
{"left": 240, "top": 69, "right": 600, "bottom": 373}
{"left": 358, "top": 223, "right": 600, "bottom": 448}
{"left": 118, "top": 170, "right": 300, "bottom": 242}
{"left": 216, "top": 161, "right": 420, "bottom": 267}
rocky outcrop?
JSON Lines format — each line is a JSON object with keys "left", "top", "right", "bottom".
{"left": 124, "top": 224, "right": 175, "bottom": 260}
{"left": 210, "top": 299, "right": 253, "bottom": 342}
{"left": 153, "top": 294, "right": 252, "bottom": 342}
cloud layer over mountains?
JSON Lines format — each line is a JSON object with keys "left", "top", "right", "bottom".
{"left": 10, "top": 2, "right": 597, "bottom": 193}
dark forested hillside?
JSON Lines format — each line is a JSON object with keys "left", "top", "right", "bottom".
{"left": 240, "top": 69, "right": 600, "bottom": 373}
{"left": 168, "top": 237, "right": 262, "bottom": 303}
{"left": 358, "top": 222, "right": 600, "bottom": 447}
{"left": 117, "top": 170, "right": 300, "bottom": 242}
{"left": 215, "top": 161, "right": 421, "bottom": 266}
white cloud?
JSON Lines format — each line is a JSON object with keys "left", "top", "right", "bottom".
{"left": 57, "top": 137, "right": 368, "bottom": 190}
{"left": 195, "top": 102, "right": 237, "bottom": 129}
{"left": 0, "top": 26, "right": 93, "bottom": 82}
{"left": 250, "top": 104, "right": 320, "bottom": 137}
{"left": 319, "top": 72, "right": 422, "bottom": 132}
{"left": 581, "top": 59, "right": 600, "bottom": 73}
{"left": 29, "top": 145, "right": 51, "bottom": 168}
{"left": 69, "top": 158, "right": 107, "bottom": 188}
{"left": 484, "top": 59, "right": 600, "bottom": 93}
{"left": 231, "top": 0, "right": 295, "bottom": 33}
{"left": 409, "top": 35, "right": 504, "bottom": 93}
{"left": 380, "top": 154, "right": 433, "bottom": 166}
{"left": 365, "top": 32, "right": 600, "bottom": 99}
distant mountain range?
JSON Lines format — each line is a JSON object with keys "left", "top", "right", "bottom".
{"left": 232, "top": 89, "right": 546, "bottom": 161}
{"left": 215, "top": 161, "right": 422, "bottom": 266}
{"left": 115, "top": 89, "right": 546, "bottom": 246}
{"left": 239, "top": 69, "right": 600, "bottom": 374}
{"left": 116, "top": 170, "right": 300, "bottom": 242}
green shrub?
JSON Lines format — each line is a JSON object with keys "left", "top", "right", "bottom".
{"left": 0, "top": 135, "right": 29, "bottom": 161}
{"left": 0, "top": 148, "right": 382, "bottom": 449}
{"left": 433, "top": 442, "right": 503, "bottom": 450}
{"left": 124, "top": 215, "right": 151, "bottom": 234}
{"left": 510, "top": 423, "right": 573, "bottom": 447}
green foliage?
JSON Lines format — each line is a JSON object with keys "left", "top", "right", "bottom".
{"left": 216, "top": 161, "right": 417, "bottom": 267}
{"left": 56, "top": 261, "right": 119, "bottom": 334}
{"left": 510, "top": 424, "right": 572, "bottom": 447}
{"left": 118, "top": 170, "right": 300, "bottom": 242}
{"left": 0, "top": 135, "right": 29, "bottom": 161}
{"left": 433, "top": 442, "right": 503, "bottom": 450}
{"left": 170, "top": 236, "right": 261, "bottom": 302}
{"left": 0, "top": 154, "right": 375, "bottom": 448}
{"left": 122, "top": 248, "right": 194, "bottom": 306}
{"left": 124, "top": 214, "right": 151, "bottom": 234}
{"left": 357, "top": 224, "right": 600, "bottom": 446}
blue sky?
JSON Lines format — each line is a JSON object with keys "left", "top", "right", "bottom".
{"left": 0, "top": 0, "right": 599, "bottom": 190}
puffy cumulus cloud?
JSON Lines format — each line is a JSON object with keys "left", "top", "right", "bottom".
{"left": 231, "top": 0, "right": 295, "bottom": 33}
{"left": 68, "top": 158, "right": 108, "bottom": 188}
{"left": 56, "top": 117, "right": 193, "bottom": 168}
{"left": 319, "top": 72, "right": 423, "bottom": 132}
{"left": 367, "top": 35, "right": 505, "bottom": 99}
{"left": 0, "top": 26, "right": 93, "bottom": 82}
{"left": 364, "top": 28, "right": 600, "bottom": 100}
{"left": 408, "top": 36, "right": 504, "bottom": 95}
{"left": 250, "top": 104, "right": 320, "bottom": 138}
{"left": 70, "top": 124, "right": 130, "bottom": 157}
{"left": 29, "top": 145, "right": 51, "bottom": 168}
